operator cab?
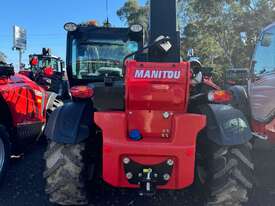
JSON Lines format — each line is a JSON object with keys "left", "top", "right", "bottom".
{"left": 65, "top": 22, "right": 143, "bottom": 110}
{"left": 26, "top": 49, "right": 68, "bottom": 97}
{"left": 250, "top": 22, "right": 275, "bottom": 122}
{"left": 29, "top": 49, "right": 64, "bottom": 74}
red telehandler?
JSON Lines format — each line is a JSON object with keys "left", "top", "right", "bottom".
{"left": 230, "top": 22, "right": 275, "bottom": 143}
{"left": 0, "top": 59, "right": 62, "bottom": 184}
{"left": 43, "top": 1, "right": 254, "bottom": 205}
{"left": 20, "top": 48, "right": 69, "bottom": 100}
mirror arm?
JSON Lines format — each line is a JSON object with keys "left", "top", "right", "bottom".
{"left": 122, "top": 37, "right": 171, "bottom": 75}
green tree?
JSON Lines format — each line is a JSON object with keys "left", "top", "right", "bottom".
{"left": 117, "top": 0, "right": 275, "bottom": 82}
{"left": 117, "top": 0, "right": 149, "bottom": 29}
{"left": 182, "top": 0, "right": 275, "bottom": 68}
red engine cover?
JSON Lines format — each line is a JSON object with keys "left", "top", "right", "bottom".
{"left": 0, "top": 74, "right": 47, "bottom": 126}
{"left": 125, "top": 60, "right": 190, "bottom": 111}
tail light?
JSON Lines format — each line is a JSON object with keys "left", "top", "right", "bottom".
{"left": 44, "top": 67, "right": 54, "bottom": 77}
{"left": 70, "top": 86, "right": 94, "bottom": 99}
{"left": 208, "top": 90, "right": 232, "bottom": 103}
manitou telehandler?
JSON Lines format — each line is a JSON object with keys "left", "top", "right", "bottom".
{"left": 43, "top": 1, "right": 254, "bottom": 205}
{"left": 0, "top": 59, "right": 62, "bottom": 184}
{"left": 230, "top": 22, "right": 275, "bottom": 144}
{"left": 20, "top": 48, "right": 69, "bottom": 99}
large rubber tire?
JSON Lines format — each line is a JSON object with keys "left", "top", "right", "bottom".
{"left": 0, "top": 125, "right": 11, "bottom": 184}
{"left": 43, "top": 141, "right": 88, "bottom": 205}
{"left": 196, "top": 140, "right": 254, "bottom": 206}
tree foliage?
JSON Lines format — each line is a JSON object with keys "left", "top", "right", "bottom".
{"left": 117, "top": 0, "right": 275, "bottom": 82}
{"left": 117, "top": 0, "right": 149, "bottom": 29}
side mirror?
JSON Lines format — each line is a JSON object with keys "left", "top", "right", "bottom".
{"left": 261, "top": 32, "right": 272, "bottom": 47}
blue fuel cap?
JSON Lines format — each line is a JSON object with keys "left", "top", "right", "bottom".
{"left": 129, "top": 129, "right": 142, "bottom": 141}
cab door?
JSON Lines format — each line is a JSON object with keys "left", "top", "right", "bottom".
{"left": 249, "top": 24, "right": 275, "bottom": 123}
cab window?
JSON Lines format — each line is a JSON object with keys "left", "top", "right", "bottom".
{"left": 253, "top": 27, "right": 275, "bottom": 75}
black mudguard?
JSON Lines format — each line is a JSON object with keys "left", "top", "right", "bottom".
{"left": 198, "top": 104, "right": 252, "bottom": 146}
{"left": 228, "top": 85, "right": 251, "bottom": 120}
{"left": 45, "top": 101, "right": 93, "bottom": 144}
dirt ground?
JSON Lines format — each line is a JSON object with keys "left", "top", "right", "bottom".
{"left": 0, "top": 139, "right": 274, "bottom": 206}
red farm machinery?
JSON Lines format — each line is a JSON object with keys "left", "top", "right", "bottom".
{"left": 0, "top": 59, "right": 62, "bottom": 184}
{"left": 43, "top": 1, "right": 254, "bottom": 205}
{"left": 230, "top": 22, "right": 275, "bottom": 144}
{"left": 20, "top": 48, "right": 69, "bottom": 100}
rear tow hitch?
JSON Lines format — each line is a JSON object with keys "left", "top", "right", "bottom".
{"left": 123, "top": 157, "right": 174, "bottom": 196}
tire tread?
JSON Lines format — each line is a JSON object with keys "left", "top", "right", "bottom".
{"left": 44, "top": 141, "right": 88, "bottom": 205}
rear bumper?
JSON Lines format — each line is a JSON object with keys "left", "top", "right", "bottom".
{"left": 94, "top": 112, "right": 206, "bottom": 190}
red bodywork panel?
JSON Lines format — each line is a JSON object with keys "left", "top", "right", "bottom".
{"left": 95, "top": 61, "right": 206, "bottom": 190}
{"left": 0, "top": 74, "right": 47, "bottom": 127}
{"left": 252, "top": 120, "right": 275, "bottom": 144}
{"left": 249, "top": 74, "right": 275, "bottom": 143}
{"left": 125, "top": 61, "right": 190, "bottom": 111}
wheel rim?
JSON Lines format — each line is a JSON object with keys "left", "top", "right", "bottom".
{"left": 0, "top": 138, "right": 5, "bottom": 172}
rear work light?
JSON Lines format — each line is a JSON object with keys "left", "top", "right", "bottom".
{"left": 208, "top": 90, "right": 232, "bottom": 103}
{"left": 70, "top": 86, "right": 94, "bottom": 99}
{"left": 64, "top": 22, "right": 78, "bottom": 32}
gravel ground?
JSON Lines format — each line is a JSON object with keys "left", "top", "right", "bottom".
{"left": 0, "top": 139, "right": 275, "bottom": 206}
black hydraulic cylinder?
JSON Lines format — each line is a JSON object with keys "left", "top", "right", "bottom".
{"left": 148, "top": 0, "right": 180, "bottom": 62}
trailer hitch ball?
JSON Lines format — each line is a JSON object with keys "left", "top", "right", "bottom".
{"left": 167, "top": 159, "right": 174, "bottom": 166}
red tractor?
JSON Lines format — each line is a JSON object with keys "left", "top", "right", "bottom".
{"left": 0, "top": 59, "right": 62, "bottom": 184}
{"left": 230, "top": 22, "right": 275, "bottom": 143}
{"left": 20, "top": 48, "right": 69, "bottom": 99}
{"left": 43, "top": 1, "right": 254, "bottom": 205}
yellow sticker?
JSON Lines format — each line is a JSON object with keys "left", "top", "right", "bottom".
{"left": 143, "top": 168, "right": 152, "bottom": 173}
